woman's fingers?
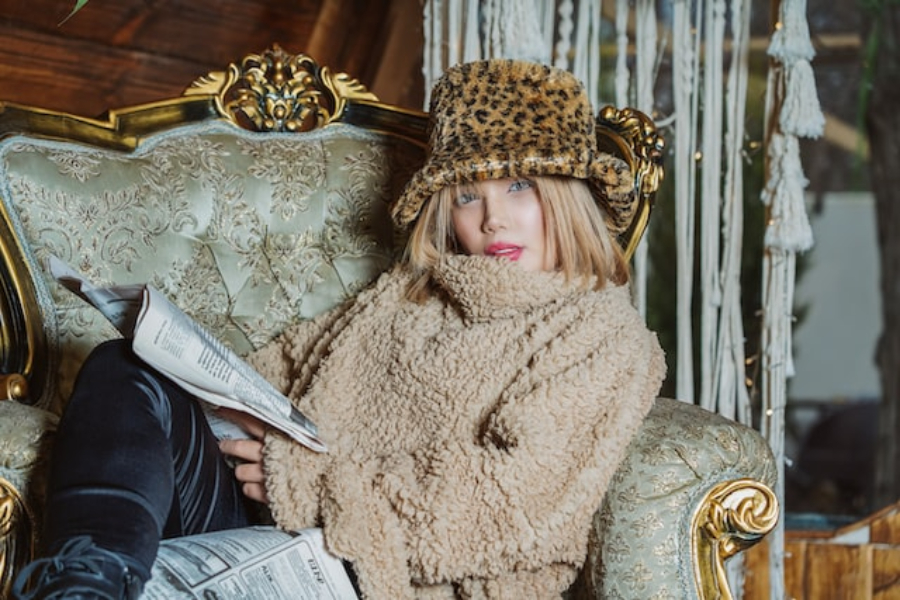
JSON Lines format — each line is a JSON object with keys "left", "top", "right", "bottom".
{"left": 212, "top": 409, "right": 272, "bottom": 504}
{"left": 240, "top": 482, "right": 269, "bottom": 504}
{"left": 233, "top": 459, "right": 266, "bottom": 483}
{"left": 218, "top": 437, "right": 270, "bottom": 505}
{"left": 234, "top": 462, "right": 269, "bottom": 504}
{"left": 219, "top": 438, "right": 263, "bottom": 463}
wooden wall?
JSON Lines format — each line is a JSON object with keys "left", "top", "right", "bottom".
{"left": 0, "top": 0, "right": 425, "bottom": 116}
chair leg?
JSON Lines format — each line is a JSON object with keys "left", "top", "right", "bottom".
{"left": 1, "top": 476, "right": 35, "bottom": 600}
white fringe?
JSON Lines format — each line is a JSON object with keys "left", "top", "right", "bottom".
{"left": 631, "top": 0, "right": 658, "bottom": 317}
{"left": 572, "top": 0, "right": 590, "bottom": 89}
{"left": 589, "top": 0, "right": 602, "bottom": 109}
{"left": 463, "top": 0, "right": 481, "bottom": 62}
{"left": 715, "top": 0, "right": 752, "bottom": 425}
{"left": 500, "top": 0, "right": 547, "bottom": 62}
{"left": 768, "top": 0, "right": 816, "bottom": 62}
{"left": 761, "top": 3, "right": 822, "bottom": 595}
{"left": 672, "top": 0, "right": 700, "bottom": 404}
{"left": 760, "top": 248, "right": 792, "bottom": 600}
{"left": 762, "top": 133, "right": 814, "bottom": 252}
{"left": 422, "top": 0, "right": 434, "bottom": 107}
{"left": 698, "top": 0, "right": 726, "bottom": 413}
{"left": 780, "top": 60, "right": 826, "bottom": 138}
{"left": 615, "top": 0, "right": 631, "bottom": 107}
{"left": 554, "top": 0, "right": 575, "bottom": 70}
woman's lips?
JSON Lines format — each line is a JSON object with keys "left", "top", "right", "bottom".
{"left": 485, "top": 243, "right": 523, "bottom": 262}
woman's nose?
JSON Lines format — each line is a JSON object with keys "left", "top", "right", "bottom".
{"left": 481, "top": 197, "right": 507, "bottom": 233}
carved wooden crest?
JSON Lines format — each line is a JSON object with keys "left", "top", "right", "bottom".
{"left": 187, "top": 46, "right": 379, "bottom": 132}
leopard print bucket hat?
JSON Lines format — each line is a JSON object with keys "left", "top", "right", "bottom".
{"left": 391, "top": 59, "right": 636, "bottom": 233}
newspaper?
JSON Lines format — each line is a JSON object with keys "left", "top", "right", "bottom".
{"left": 48, "top": 256, "right": 326, "bottom": 453}
{"left": 142, "top": 526, "right": 358, "bottom": 599}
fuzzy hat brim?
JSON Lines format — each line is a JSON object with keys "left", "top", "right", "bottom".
{"left": 391, "top": 60, "right": 636, "bottom": 233}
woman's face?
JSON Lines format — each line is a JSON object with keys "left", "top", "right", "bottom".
{"left": 450, "top": 178, "right": 553, "bottom": 272}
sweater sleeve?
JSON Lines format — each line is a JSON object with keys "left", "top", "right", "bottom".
{"left": 247, "top": 300, "right": 354, "bottom": 396}
{"left": 250, "top": 300, "right": 358, "bottom": 530}
{"left": 322, "top": 312, "right": 666, "bottom": 590}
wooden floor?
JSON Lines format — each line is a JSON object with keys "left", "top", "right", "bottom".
{"left": 742, "top": 502, "right": 900, "bottom": 599}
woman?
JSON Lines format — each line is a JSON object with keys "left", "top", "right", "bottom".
{"left": 14, "top": 59, "right": 665, "bottom": 599}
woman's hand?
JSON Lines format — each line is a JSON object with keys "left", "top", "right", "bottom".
{"left": 217, "top": 408, "right": 270, "bottom": 505}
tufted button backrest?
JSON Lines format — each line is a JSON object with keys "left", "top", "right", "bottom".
{"left": 0, "top": 121, "right": 422, "bottom": 411}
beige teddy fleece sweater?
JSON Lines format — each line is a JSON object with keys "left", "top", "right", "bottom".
{"left": 249, "top": 255, "right": 665, "bottom": 599}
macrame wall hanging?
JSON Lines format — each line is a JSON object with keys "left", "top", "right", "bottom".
{"left": 760, "top": 0, "right": 825, "bottom": 596}
{"left": 421, "top": 2, "right": 823, "bottom": 596}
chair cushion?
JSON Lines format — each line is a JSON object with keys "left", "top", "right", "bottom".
{"left": 0, "top": 122, "right": 421, "bottom": 411}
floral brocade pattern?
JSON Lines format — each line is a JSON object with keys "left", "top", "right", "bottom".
{"left": 0, "top": 123, "right": 421, "bottom": 412}
{"left": 577, "top": 397, "right": 778, "bottom": 599}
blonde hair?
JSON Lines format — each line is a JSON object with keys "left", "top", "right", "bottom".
{"left": 403, "top": 176, "right": 629, "bottom": 301}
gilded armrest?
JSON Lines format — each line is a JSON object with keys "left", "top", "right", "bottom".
{"left": 1, "top": 475, "right": 33, "bottom": 598}
{"left": 575, "top": 397, "right": 778, "bottom": 600}
{"left": 692, "top": 478, "right": 778, "bottom": 599}
{"left": 0, "top": 375, "right": 28, "bottom": 401}
{"left": 0, "top": 400, "right": 57, "bottom": 598}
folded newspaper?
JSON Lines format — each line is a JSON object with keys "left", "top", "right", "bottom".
{"left": 143, "top": 526, "right": 358, "bottom": 599}
{"left": 48, "top": 256, "right": 326, "bottom": 453}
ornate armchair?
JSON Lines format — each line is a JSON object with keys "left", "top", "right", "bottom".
{"left": 0, "top": 47, "right": 778, "bottom": 599}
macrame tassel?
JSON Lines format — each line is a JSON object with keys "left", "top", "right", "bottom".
{"left": 780, "top": 60, "right": 826, "bottom": 138}
{"left": 716, "top": 0, "right": 752, "bottom": 425}
{"left": 768, "top": 0, "right": 815, "bottom": 62}
{"left": 759, "top": 248, "right": 792, "bottom": 600}
{"left": 762, "top": 133, "right": 814, "bottom": 252}
{"left": 572, "top": 0, "right": 590, "bottom": 85}
{"left": 769, "top": 0, "right": 824, "bottom": 139}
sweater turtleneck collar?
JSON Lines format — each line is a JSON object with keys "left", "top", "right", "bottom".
{"left": 430, "top": 255, "right": 591, "bottom": 322}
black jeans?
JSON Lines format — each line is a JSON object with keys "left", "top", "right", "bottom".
{"left": 43, "top": 339, "right": 252, "bottom": 581}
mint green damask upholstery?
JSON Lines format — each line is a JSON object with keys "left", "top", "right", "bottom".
{"left": 0, "top": 123, "right": 417, "bottom": 413}
{"left": 582, "top": 398, "right": 778, "bottom": 599}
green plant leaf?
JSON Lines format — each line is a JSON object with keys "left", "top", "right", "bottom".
{"left": 59, "top": 0, "right": 90, "bottom": 25}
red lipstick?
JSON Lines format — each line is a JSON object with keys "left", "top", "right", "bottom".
{"left": 485, "top": 242, "right": 523, "bottom": 262}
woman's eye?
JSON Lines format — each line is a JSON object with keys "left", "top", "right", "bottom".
{"left": 509, "top": 179, "right": 533, "bottom": 192}
{"left": 455, "top": 193, "right": 479, "bottom": 206}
